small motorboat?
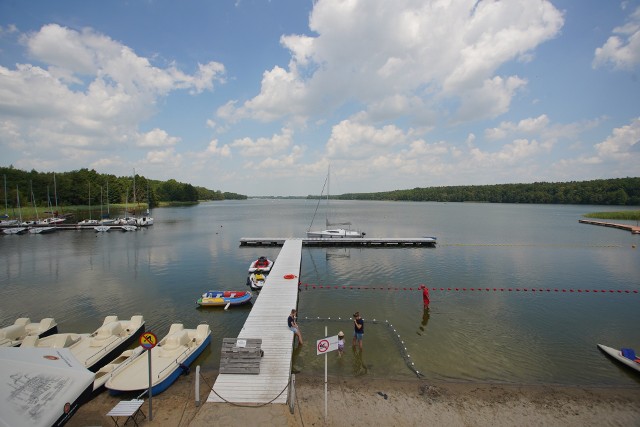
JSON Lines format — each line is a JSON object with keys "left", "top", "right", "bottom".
{"left": 597, "top": 344, "right": 640, "bottom": 373}
{"left": 247, "top": 272, "right": 266, "bottom": 291}
{"left": 248, "top": 256, "right": 273, "bottom": 273}
{"left": 94, "top": 225, "right": 111, "bottom": 232}
{"left": 93, "top": 347, "right": 145, "bottom": 392}
{"left": 0, "top": 317, "right": 58, "bottom": 347}
{"left": 21, "top": 315, "right": 145, "bottom": 372}
{"left": 197, "top": 290, "right": 252, "bottom": 307}
{"left": 105, "top": 323, "right": 211, "bottom": 395}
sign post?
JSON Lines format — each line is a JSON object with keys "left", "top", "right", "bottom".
{"left": 140, "top": 332, "right": 158, "bottom": 421}
{"left": 316, "top": 328, "right": 338, "bottom": 422}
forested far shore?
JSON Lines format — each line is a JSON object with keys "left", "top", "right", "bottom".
{"left": 0, "top": 167, "right": 247, "bottom": 211}
{"left": 319, "top": 177, "right": 640, "bottom": 206}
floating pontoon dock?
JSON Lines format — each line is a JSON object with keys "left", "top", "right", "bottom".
{"left": 579, "top": 219, "right": 640, "bottom": 234}
{"left": 208, "top": 239, "right": 303, "bottom": 404}
{"left": 239, "top": 237, "right": 437, "bottom": 247}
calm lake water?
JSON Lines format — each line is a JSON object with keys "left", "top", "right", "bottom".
{"left": 1, "top": 200, "right": 639, "bottom": 386}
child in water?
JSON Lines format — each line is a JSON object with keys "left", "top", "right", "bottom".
{"left": 337, "top": 331, "right": 345, "bottom": 357}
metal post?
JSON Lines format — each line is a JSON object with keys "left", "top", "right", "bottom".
{"left": 288, "top": 374, "right": 296, "bottom": 414}
{"left": 148, "top": 349, "right": 153, "bottom": 421}
{"left": 195, "top": 365, "right": 201, "bottom": 406}
{"left": 324, "top": 325, "right": 328, "bottom": 422}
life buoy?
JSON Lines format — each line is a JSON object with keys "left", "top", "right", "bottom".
{"left": 283, "top": 274, "right": 297, "bottom": 280}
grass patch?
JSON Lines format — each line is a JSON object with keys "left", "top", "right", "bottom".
{"left": 583, "top": 210, "right": 640, "bottom": 221}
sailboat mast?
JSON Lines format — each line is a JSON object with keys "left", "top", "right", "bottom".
{"left": 106, "top": 180, "right": 110, "bottom": 217}
{"left": 325, "top": 164, "right": 332, "bottom": 227}
{"left": 3, "top": 174, "right": 7, "bottom": 218}
{"left": 53, "top": 173, "right": 59, "bottom": 213}
{"left": 132, "top": 168, "right": 136, "bottom": 212}
{"left": 17, "top": 185, "right": 22, "bottom": 222}
{"left": 30, "top": 180, "right": 39, "bottom": 221}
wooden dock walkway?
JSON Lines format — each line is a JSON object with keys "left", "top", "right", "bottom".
{"left": 240, "top": 237, "right": 437, "bottom": 247}
{"left": 207, "top": 239, "right": 303, "bottom": 404}
{"left": 579, "top": 219, "right": 640, "bottom": 234}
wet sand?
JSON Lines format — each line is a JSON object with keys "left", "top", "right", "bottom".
{"left": 68, "top": 371, "right": 640, "bottom": 426}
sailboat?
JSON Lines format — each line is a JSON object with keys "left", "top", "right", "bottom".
{"left": 135, "top": 181, "right": 154, "bottom": 227}
{"left": 94, "top": 187, "right": 111, "bottom": 232}
{"left": 28, "top": 181, "right": 56, "bottom": 234}
{"left": 99, "top": 180, "right": 116, "bottom": 225}
{"left": 78, "top": 183, "right": 99, "bottom": 225}
{"left": 2, "top": 185, "right": 26, "bottom": 234}
{"left": 306, "top": 165, "right": 365, "bottom": 238}
{"left": 38, "top": 184, "right": 65, "bottom": 226}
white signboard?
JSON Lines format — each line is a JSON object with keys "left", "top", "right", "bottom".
{"left": 316, "top": 335, "right": 339, "bottom": 355}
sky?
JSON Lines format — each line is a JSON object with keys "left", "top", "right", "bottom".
{"left": 0, "top": 0, "right": 639, "bottom": 197}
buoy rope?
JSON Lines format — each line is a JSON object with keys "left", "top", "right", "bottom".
{"left": 298, "top": 284, "right": 638, "bottom": 294}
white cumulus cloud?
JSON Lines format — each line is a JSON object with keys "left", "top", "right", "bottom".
{"left": 593, "top": 6, "right": 640, "bottom": 70}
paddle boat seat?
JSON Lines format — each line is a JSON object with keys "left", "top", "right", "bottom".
{"left": 160, "top": 330, "right": 190, "bottom": 354}
{"left": 0, "top": 324, "right": 26, "bottom": 341}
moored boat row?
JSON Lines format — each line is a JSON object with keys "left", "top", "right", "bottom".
{"left": 2, "top": 314, "right": 211, "bottom": 396}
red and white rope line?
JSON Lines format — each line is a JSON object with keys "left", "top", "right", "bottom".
{"left": 299, "top": 284, "right": 638, "bottom": 294}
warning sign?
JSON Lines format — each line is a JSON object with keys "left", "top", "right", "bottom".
{"left": 140, "top": 332, "right": 158, "bottom": 349}
{"left": 316, "top": 335, "right": 339, "bottom": 355}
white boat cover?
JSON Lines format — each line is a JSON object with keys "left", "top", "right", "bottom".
{"left": 0, "top": 347, "right": 94, "bottom": 427}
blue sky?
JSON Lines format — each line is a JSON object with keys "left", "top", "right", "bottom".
{"left": 0, "top": 0, "right": 638, "bottom": 196}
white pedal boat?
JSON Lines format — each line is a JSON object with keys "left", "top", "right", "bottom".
{"left": 21, "top": 315, "right": 145, "bottom": 372}
{"left": 105, "top": 323, "right": 211, "bottom": 395}
{"left": 0, "top": 317, "right": 58, "bottom": 347}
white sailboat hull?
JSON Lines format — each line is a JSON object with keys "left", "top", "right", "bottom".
{"left": 307, "top": 228, "right": 365, "bottom": 238}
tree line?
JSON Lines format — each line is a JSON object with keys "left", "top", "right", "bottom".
{"left": 0, "top": 166, "right": 246, "bottom": 210}
{"left": 322, "top": 177, "right": 640, "bottom": 205}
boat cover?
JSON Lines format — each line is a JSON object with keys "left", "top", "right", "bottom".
{"left": 0, "top": 347, "right": 94, "bottom": 427}
{"left": 621, "top": 348, "right": 636, "bottom": 361}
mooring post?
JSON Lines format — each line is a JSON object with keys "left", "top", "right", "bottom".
{"left": 195, "top": 365, "right": 201, "bottom": 407}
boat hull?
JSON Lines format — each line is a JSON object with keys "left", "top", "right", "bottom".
{"left": 597, "top": 344, "right": 640, "bottom": 373}
{"left": 197, "top": 291, "right": 252, "bottom": 306}
{"left": 149, "top": 333, "right": 211, "bottom": 395}
{"left": 307, "top": 228, "right": 365, "bottom": 238}
{"left": 106, "top": 324, "right": 211, "bottom": 395}
{"left": 248, "top": 257, "right": 273, "bottom": 273}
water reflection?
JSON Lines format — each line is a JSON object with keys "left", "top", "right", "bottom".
{"left": 417, "top": 307, "right": 430, "bottom": 336}
{"left": 351, "top": 347, "right": 368, "bottom": 376}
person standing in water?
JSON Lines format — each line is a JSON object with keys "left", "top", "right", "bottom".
{"left": 420, "top": 284, "right": 430, "bottom": 307}
{"left": 352, "top": 312, "right": 364, "bottom": 350}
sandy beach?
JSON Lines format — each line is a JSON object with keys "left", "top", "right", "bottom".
{"left": 68, "top": 371, "right": 640, "bottom": 427}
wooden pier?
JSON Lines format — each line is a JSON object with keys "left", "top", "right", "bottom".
{"left": 207, "top": 238, "right": 303, "bottom": 404}
{"left": 579, "top": 219, "right": 640, "bottom": 234}
{"left": 239, "top": 237, "right": 437, "bottom": 247}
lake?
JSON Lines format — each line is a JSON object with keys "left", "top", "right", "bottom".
{"left": 1, "top": 200, "right": 639, "bottom": 386}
